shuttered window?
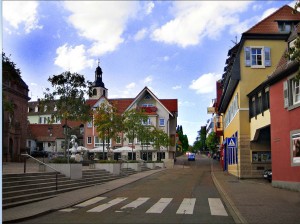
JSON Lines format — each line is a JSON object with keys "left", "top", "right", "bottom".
{"left": 244, "top": 46, "right": 271, "bottom": 68}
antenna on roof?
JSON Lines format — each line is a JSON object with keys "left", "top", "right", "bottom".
{"left": 231, "top": 36, "right": 238, "bottom": 45}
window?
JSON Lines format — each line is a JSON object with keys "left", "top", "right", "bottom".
{"left": 94, "top": 137, "right": 109, "bottom": 147}
{"left": 93, "top": 89, "right": 97, "bottom": 96}
{"left": 244, "top": 46, "right": 271, "bottom": 68}
{"left": 87, "top": 137, "right": 92, "bottom": 144}
{"left": 249, "top": 88, "right": 270, "bottom": 118}
{"left": 252, "top": 151, "right": 271, "bottom": 163}
{"left": 144, "top": 94, "right": 151, "bottom": 100}
{"left": 284, "top": 77, "right": 300, "bottom": 109}
{"left": 159, "top": 118, "right": 165, "bottom": 126}
{"left": 278, "top": 21, "right": 295, "bottom": 33}
{"left": 291, "top": 130, "right": 300, "bottom": 166}
{"left": 142, "top": 104, "right": 153, "bottom": 107}
{"left": 142, "top": 118, "right": 151, "bottom": 125}
{"left": 116, "top": 136, "right": 121, "bottom": 144}
{"left": 87, "top": 120, "right": 93, "bottom": 128}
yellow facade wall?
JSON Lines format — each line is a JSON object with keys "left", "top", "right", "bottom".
{"left": 250, "top": 110, "right": 271, "bottom": 141}
{"left": 222, "top": 39, "right": 286, "bottom": 178}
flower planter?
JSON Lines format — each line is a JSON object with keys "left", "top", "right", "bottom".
{"left": 45, "top": 163, "right": 82, "bottom": 179}
{"left": 95, "top": 163, "right": 121, "bottom": 175}
{"left": 121, "top": 162, "right": 141, "bottom": 171}
{"left": 145, "top": 162, "right": 155, "bottom": 169}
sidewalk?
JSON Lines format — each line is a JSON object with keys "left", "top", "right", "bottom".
{"left": 2, "top": 161, "right": 300, "bottom": 223}
{"left": 211, "top": 159, "right": 300, "bottom": 224}
{"left": 2, "top": 166, "right": 165, "bottom": 223}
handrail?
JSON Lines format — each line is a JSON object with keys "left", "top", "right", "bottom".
{"left": 21, "top": 153, "right": 59, "bottom": 191}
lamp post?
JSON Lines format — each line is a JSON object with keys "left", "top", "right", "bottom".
{"left": 48, "top": 125, "right": 54, "bottom": 153}
{"left": 63, "top": 124, "right": 70, "bottom": 162}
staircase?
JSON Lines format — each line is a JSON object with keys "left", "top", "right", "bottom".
{"left": 2, "top": 169, "right": 121, "bottom": 209}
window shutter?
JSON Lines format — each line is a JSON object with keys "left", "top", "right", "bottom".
{"left": 244, "top": 47, "right": 251, "bottom": 66}
{"left": 264, "top": 47, "right": 271, "bottom": 67}
{"left": 283, "top": 80, "right": 289, "bottom": 108}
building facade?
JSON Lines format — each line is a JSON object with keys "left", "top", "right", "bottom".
{"left": 218, "top": 5, "right": 300, "bottom": 178}
{"left": 3, "top": 66, "right": 30, "bottom": 162}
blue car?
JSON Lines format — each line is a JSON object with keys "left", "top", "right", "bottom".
{"left": 188, "top": 153, "right": 195, "bottom": 161}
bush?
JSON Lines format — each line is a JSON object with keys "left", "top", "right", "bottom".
{"left": 96, "top": 160, "right": 118, "bottom": 163}
{"left": 49, "top": 157, "right": 78, "bottom": 163}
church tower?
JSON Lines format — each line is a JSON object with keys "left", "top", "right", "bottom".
{"left": 90, "top": 60, "right": 108, "bottom": 99}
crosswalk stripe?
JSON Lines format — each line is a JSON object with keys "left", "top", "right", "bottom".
{"left": 146, "top": 198, "right": 172, "bottom": 214}
{"left": 87, "top": 197, "right": 127, "bottom": 213}
{"left": 208, "top": 198, "right": 228, "bottom": 216}
{"left": 121, "top": 197, "right": 150, "bottom": 210}
{"left": 75, "top": 197, "right": 107, "bottom": 207}
{"left": 176, "top": 198, "right": 196, "bottom": 215}
{"left": 59, "top": 208, "right": 77, "bottom": 212}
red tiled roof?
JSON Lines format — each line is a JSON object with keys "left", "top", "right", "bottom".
{"left": 28, "top": 121, "right": 83, "bottom": 140}
{"left": 160, "top": 99, "right": 178, "bottom": 113}
{"left": 109, "top": 99, "right": 134, "bottom": 114}
{"left": 244, "top": 5, "right": 300, "bottom": 34}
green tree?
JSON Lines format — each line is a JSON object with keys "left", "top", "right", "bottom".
{"left": 151, "top": 128, "right": 171, "bottom": 160}
{"left": 206, "top": 132, "right": 218, "bottom": 153}
{"left": 2, "top": 52, "right": 22, "bottom": 113}
{"left": 43, "top": 71, "right": 92, "bottom": 157}
{"left": 123, "top": 108, "right": 148, "bottom": 158}
{"left": 136, "top": 122, "right": 153, "bottom": 161}
{"left": 288, "top": 0, "right": 300, "bottom": 80}
{"left": 176, "top": 125, "right": 189, "bottom": 152}
{"left": 94, "top": 101, "right": 123, "bottom": 160}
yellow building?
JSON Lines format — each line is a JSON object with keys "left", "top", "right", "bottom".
{"left": 218, "top": 5, "right": 300, "bottom": 178}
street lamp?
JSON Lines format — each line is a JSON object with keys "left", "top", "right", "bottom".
{"left": 62, "top": 124, "right": 70, "bottom": 161}
{"left": 48, "top": 125, "right": 54, "bottom": 153}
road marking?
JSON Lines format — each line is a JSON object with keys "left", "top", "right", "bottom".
{"left": 87, "top": 197, "right": 127, "bottom": 213}
{"left": 75, "top": 197, "right": 107, "bottom": 207}
{"left": 176, "top": 198, "right": 196, "bottom": 214}
{"left": 146, "top": 198, "right": 172, "bottom": 214}
{"left": 121, "top": 197, "right": 150, "bottom": 210}
{"left": 208, "top": 198, "right": 228, "bottom": 216}
{"left": 59, "top": 208, "right": 77, "bottom": 212}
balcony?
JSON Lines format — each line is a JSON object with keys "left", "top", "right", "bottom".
{"left": 137, "top": 106, "right": 157, "bottom": 113}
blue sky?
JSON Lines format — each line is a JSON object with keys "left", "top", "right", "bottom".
{"left": 2, "top": 0, "right": 296, "bottom": 144}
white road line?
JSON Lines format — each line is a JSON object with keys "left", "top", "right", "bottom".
{"left": 176, "top": 198, "right": 196, "bottom": 215}
{"left": 208, "top": 198, "right": 228, "bottom": 216}
{"left": 59, "top": 208, "right": 77, "bottom": 212}
{"left": 146, "top": 198, "right": 173, "bottom": 214}
{"left": 75, "top": 197, "right": 107, "bottom": 208}
{"left": 121, "top": 197, "right": 150, "bottom": 210}
{"left": 87, "top": 197, "right": 127, "bottom": 213}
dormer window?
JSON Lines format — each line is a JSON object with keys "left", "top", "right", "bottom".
{"left": 277, "top": 21, "right": 297, "bottom": 33}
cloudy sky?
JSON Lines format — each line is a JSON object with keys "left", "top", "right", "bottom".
{"left": 2, "top": 0, "right": 295, "bottom": 144}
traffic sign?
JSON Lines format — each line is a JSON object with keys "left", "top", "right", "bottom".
{"left": 226, "top": 137, "right": 236, "bottom": 147}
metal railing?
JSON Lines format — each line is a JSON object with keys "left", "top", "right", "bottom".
{"left": 21, "top": 153, "right": 60, "bottom": 191}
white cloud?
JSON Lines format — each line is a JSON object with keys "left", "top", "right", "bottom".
{"left": 31, "top": 83, "right": 37, "bottom": 86}
{"left": 64, "top": 1, "right": 140, "bottom": 56}
{"left": 144, "top": 1, "right": 155, "bottom": 15}
{"left": 54, "top": 44, "right": 94, "bottom": 72}
{"left": 3, "top": 1, "right": 42, "bottom": 33}
{"left": 143, "top": 76, "right": 153, "bottom": 84}
{"left": 126, "top": 82, "right": 136, "bottom": 89}
{"left": 172, "top": 85, "right": 182, "bottom": 90}
{"left": 134, "top": 28, "right": 148, "bottom": 41}
{"left": 189, "top": 73, "right": 221, "bottom": 94}
{"left": 151, "top": 1, "right": 251, "bottom": 47}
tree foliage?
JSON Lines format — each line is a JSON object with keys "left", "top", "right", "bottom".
{"left": 94, "top": 101, "right": 123, "bottom": 158}
{"left": 176, "top": 125, "right": 189, "bottom": 152}
{"left": 193, "top": 127, "right": 206, "bottom": 152}
{"left": 2, "top": 52, "right": 22, "bottom": 113}
{"left": 206, "top": 132, "right": 219, "bottom": 152}
{"left": 43, "top": 71, "right": 92, "bottom": 123}
{"left": 42, "top": 71, "right": 93, "bottom": 156}
{"left": 289, "top": 0, "right": 300, "bottom": 80}
{"left": 123, "top": 108, "right": 148, "bottom": 154}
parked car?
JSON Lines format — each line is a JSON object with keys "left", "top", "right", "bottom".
{"left": 263, "top": 169, "right": 272, "bottom": 182}
{"left": 30, "top": 150, "right": 48, "bottom": 158}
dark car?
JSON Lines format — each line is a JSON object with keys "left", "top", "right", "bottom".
{"left": 31, "top": 150, "right": 48, "bottom": 158}
{"left": 263, "top": 169, "right": 272, "bottom": 182}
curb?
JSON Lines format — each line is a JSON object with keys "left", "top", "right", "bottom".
{"left": 211, "top": 162, "right": 248, "bottom": 224}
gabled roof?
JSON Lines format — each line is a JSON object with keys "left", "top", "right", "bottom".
{"left": 125, "top": 86, "right": 178, "bottom": 116}
{"left": 244, "top": 5, "right": 300, "bottom": 34}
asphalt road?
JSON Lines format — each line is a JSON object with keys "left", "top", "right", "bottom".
{"left": 18, "top": 154, "right": 235, "bottom": 224}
